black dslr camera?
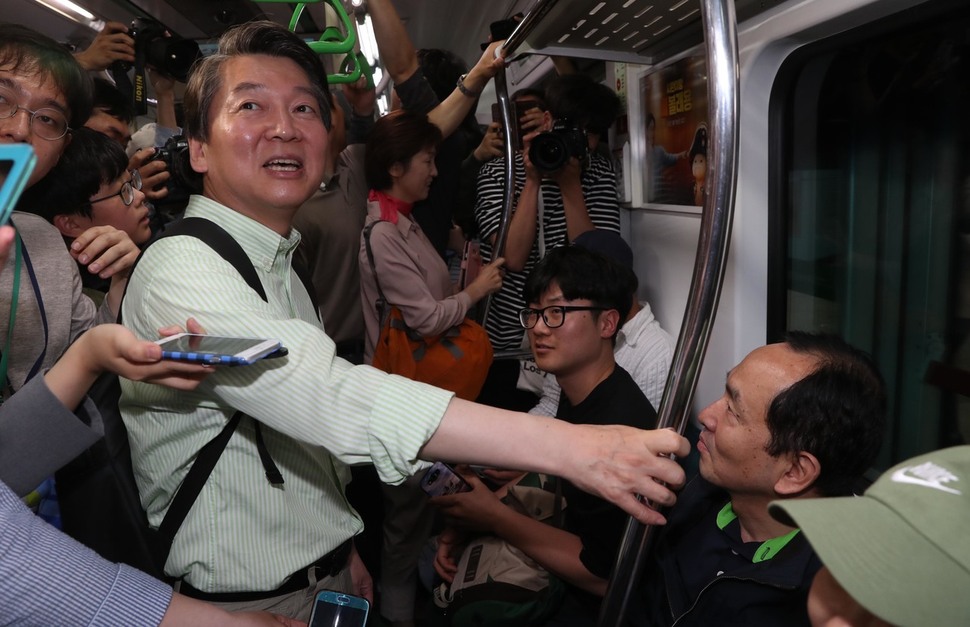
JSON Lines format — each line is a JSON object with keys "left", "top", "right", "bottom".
{"left": 120, "top": 18, "right": 201, "bottom": 115}
{"left": 129, "top": 18, "right": 201, "bottom": 83}
{"left": 528, "top": 120, "right": 588, "bottom": 173}
{"left": 148, "top": 134, "right": 198, "bottom": 208}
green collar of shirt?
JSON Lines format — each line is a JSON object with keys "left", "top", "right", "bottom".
{"left": 716, "top": 501, "right": 801, "bottom": 563}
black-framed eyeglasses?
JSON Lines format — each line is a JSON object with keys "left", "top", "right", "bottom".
{"left": 84, "top": 169, "right": 143, "bottom": 208}
{"left": 0, "top": 86, "right": 70, "bottom": 141}
{"left": 519, "top": 305, "right": 608, "bottom": 329}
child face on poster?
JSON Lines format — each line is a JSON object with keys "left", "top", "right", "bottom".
{"left": 692, "top": 152, "right": 707, "bottom": 183}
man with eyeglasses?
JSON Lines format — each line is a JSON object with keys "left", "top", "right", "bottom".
{"left": 433, "top": 244, "right": 658, "bottom": 626}
{"left": 1, "top": 24, "right": 142, "bottom": 397}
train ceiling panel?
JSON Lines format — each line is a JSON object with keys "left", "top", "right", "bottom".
{"left": 4, "top": 0, "right": 787, "bottom": 68}
{"left": 518, "top": 0, "right": 788, "bottom": 64}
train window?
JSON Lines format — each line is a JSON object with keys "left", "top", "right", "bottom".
{"left": 771, "top": 0, "right": 970, "bottom": 466}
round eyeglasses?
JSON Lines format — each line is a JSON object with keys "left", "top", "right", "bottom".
{"left": 0, "top": 86, "right": 70, "bottom": 141}
{"left": 518, "top": 305, "right": 608, "bottom": 329}
{"left": 84, "top": 169, "right": 143, "bottom": 208}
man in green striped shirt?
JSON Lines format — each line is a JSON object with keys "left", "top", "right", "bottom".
{"left": 120, "top": 21, "right": 689, "bottom": 620}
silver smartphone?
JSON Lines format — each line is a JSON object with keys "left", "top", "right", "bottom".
{"left": 155, "top": 333, "right": 283, "bottom": 366}
{"left": 308, "top": 590, "right": 369, "bottom": 627}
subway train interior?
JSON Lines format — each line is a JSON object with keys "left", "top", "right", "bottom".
{"left": 4, "top": 0, "right": 970, "bottom": 624}
{"left": 6, "top": 0, "right": 969, "bottom": 469}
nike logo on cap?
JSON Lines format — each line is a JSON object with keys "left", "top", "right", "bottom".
{"left": 891, "top": 462, "right": 962, "bottom": 495}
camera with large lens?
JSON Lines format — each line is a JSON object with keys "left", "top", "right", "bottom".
{"left": 129, "top": 18, "right": 201, "bottom": 82}
{"left": 528, "top": 120, "right": 588, "bottom": 173}
{"left": 149, "top": 134, "right": 198, "bottom": 208}
{"left": 122, "top": 18, "right": 201, "bottom": 115}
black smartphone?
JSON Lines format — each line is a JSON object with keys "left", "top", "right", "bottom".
{"left": 420, "top": 461, "right": 472, "bottom": 497}
{"left": 308, "top": 590, "right": 369, "bottom": 627}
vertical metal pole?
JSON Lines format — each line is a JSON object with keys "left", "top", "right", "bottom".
{"left": 480, "top": 0, "right": 561, "bottom": 327}
{"left": 596, "top": 0, "right": 740, "bottom": 623}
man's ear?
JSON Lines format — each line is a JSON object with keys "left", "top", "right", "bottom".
{"left": 774, "top": 451, "right": 821, "bottom": 497}
{"left": 188, "top": 137, "right": 208, "bottom": 174}
{"left": 52, "top": 213, "right": 91, "bottom": 239}
{"left": 598, "top": 308, "right": 621, "bottom": 339}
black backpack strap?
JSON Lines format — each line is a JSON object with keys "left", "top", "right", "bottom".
{"left": 158, "top": 217, "right": 267, "bottom": 301}
{"left": 122, "top": 217, "right": 286, "bottom": 564}
{"left": 155, "top": 411, "right": 244, "bottom": 557}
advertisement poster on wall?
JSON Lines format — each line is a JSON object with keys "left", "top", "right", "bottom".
{"left": 640, "top": 55, "right": 709, "bottom": 209}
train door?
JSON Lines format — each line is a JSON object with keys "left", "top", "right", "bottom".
{"left": 770, "top": 0, "right": 970, "bottom": 466}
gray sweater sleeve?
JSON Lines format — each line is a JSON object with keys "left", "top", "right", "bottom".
{"left": 0, "top": 374, "right": 103, "bottom": 496}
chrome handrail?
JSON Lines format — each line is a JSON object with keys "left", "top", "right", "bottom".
{"left": 596, "top": 0, "right": 740, "bottom": 623}
{"left": 480, "top": 0, "right": 561, "bottom": 326}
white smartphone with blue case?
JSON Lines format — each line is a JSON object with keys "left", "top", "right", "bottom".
{"left": 155, "top": 333, "right": 282, "bottom": 366}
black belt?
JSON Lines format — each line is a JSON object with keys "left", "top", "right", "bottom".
{"left": 177, "top": 539, "right": 353, "bottom": 603}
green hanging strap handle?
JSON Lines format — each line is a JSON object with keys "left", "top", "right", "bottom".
{"left": 253, "top": 0, "right": 374, "bottom": 84}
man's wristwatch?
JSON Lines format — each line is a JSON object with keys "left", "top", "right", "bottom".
{"left": 456, "top": 73, "right": 481, "bottom": 98}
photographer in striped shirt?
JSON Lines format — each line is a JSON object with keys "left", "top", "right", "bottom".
{"left": 474, "top": 74, "right": 623, "bottom": 410}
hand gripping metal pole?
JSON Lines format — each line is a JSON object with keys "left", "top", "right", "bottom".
{"left": 480, "top": 0, "right": 561, "bottom": 330}
{"left": 596, "top": 0, "right": 739, "bottom": 624}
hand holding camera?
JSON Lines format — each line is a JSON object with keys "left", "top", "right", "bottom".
{"left": 74, "top": 21, "right": 135, "bottom": 71}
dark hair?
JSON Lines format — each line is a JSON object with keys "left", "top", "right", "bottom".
{"left": 365, "top": 110, "right": 442, "bottom": 192}
{"left": 416, "top": 48, "right": 480, "bottom": 138}
{"left": 545, "top": 74, "right": 621, "bottom": 137}
{"left": 512, "top": 87, "right": 546, "bottom": 106}
{"left": 91, "top": 77, "right": 134, "bottom": 125}
{"left": 689, "top": 123, "right": 708, "bottom": 163}
{"left": 0, "top": 23, "right": 92, "bottom": 129}
{"left": 184, "top": 21, "right": 331, "bottom": 142}
{"left": 19, "top": 126, "right": 128, "bottom": 220}
{"left": 416, "top": 48, "right": 467, "bottom": 102}
{"left": 523, "top": 245, "right": 634, "bottom": 340}
{"left": 765, "top": 332, "right": 887, "bottom": 497}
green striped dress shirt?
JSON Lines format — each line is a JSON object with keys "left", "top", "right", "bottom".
{"left": 120, "top": 195, "right": 453, "bottom": 593}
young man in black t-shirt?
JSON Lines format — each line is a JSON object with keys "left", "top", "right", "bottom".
{"left": 433, "top": 245, "right": 656, "bottom": 625}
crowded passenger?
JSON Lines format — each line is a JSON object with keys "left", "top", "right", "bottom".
{"left": 360, "top": 109, "right": 504, "bottom": 363}
{"left": 85, "top": 76, "right": 134, "bottom": 146}
{"left": 359, "top": 108, "right": 505, "bottom": 627}
{"left": 118, "top": 20, "right": 689, "bottom": 621}
{"left": 434, "top": 243, "right": 657, "bottom": 625}
{"left": 292, "top": 83, "right": 375, "bottom": 364}
{"left": 475, "top": 72, "right": 623, "bottom": 411}
{"left": 1, "top": 23, "right": 140, "bottom": 392}
{"left": 455, "top": 86, "right": 548, "bottom": 241}
{"left": 20, "top": 127, "right": 152, "bottom": 300}
{"left": 530, "top": 229, "right": 674, "bottom": 415}
{"left": 632, "top": 333, "right": 887, "bottom": 627}
{"left": 771, "top": 445, "right": 970, "bottom": 627}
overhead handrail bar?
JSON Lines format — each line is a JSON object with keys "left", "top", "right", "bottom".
{"left": 480, "top": 0, "right": 562, "bottom": 327}
{"left": 596, "top": 0, "right": 740, "bottom": 624}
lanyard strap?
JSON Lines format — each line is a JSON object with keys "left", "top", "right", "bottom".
{"left": 18, "top": 236, "right": 49, "bottom": 384}
{"left": 0, "top": 233, "right": 23, "bottom": 393}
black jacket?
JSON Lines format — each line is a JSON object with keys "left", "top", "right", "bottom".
{"left": 630, "top": 478, "right": 821, "bottom": 627}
